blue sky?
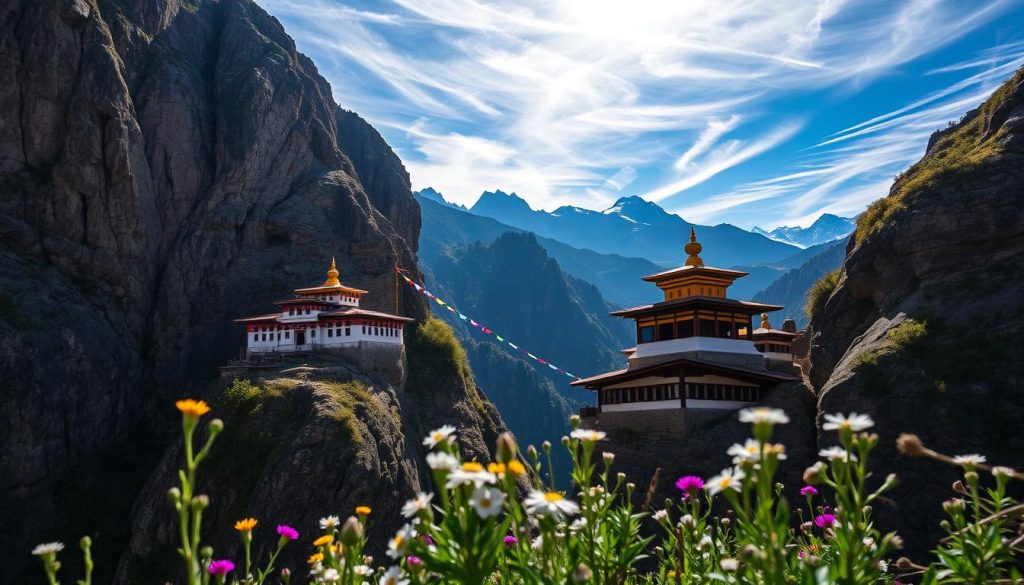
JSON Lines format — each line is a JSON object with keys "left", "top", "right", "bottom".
{"left": 262, "top": 0, "right": 1024, "bottom": 229}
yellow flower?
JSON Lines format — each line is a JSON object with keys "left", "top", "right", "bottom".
{"left": 307, "top": 552, "right": 324, "bottom": 564}
{"left": 176, "top": 399, "right": 210, "bottom": 417}
{"left": 667, "top": 570, "right": 677, "bottom": 578}
{"left": 234, "top": 517, "right": 257, "bottom": 532}
{"left": 313, "top": 534, "right": 334, "bottom": 547}
{"left": 355, "top": 505, "right": 371, "bottom": 516}
{"left": 507, "top": 460, "right": 526, "bottom": 475}
{"left": 488, "top": 462, "right": 506, "bottom": 474}
{"left": 462, "top": 462, "right": 484, "bottom": 472}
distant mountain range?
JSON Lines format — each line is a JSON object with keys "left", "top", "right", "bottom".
{"left": 466, "top": 190, "right": 799, "bottom": 267}
{"left": 418, "top": 188, "right": 852, "bottom": 315}
{"left": 752, "top": 214, "right": 855, "bottom": 248}
{"left": 417, "top": 194, "right": 664, "bottom": 308}
{"left": 752, "top": 239, "right": 848, "bottom": 328}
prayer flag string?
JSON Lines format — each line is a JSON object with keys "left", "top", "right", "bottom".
{"left": 397, "top": 271, "right": 582, "bottom": 381}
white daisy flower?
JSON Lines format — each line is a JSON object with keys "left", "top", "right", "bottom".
{"left": 738, "top": 407, "right": 789, "bottom": 425}
{"left": 822, "top": 412, "right": 874, "bottom": 432}
{"left": 469, "top": 486, "right": 506, "bottom": 518}
{"left": 32, "top": 542, "right": 65, "bottom": 556}
{"left": 524, "top": 490, "right": 580, "bottom": 520}
{"left": 569, "top": 429, "right": 606, "bottom": 442}
{"left": 319, "top": 515, "right": 341, "bottom": 530}
{"left": 953, "top": 454, "right": 986, "bottom": 467}
{"left": 992, "top": 466, "right": 1016, "bottom": 478}
{"left": 323, "top": 568, "right": 341, "bottom": 583}
{"left": 425, "top": 451, "right": 459, "bottom": 472}
{"left": 652, "top": 509, "right": 668, "bottom": 521}
{"left": 720, "top": 558, "right": 739, "bottom": 572}
{"left": 727, "top": 439, "right": 762, "bottom": 463}
{"left": 354, "top": 565, "right": 373, "bottom": 576}
{"left": 386, "top": 524, "right": 417, "bottom": 559}
{"left": 706, "top": 467, "right": 744, "bottom": 495}
{"left": 401, "top": 492, "right": 433, "bottom": 518}
{"left": 379, "top": 566, "right": 409, "bottom": 585}
{"left": 819, "top": 446, "right": 857, "bottom": 462}
{"left": 445, "top": 462, "right": 496, "bottom": 489}
{"left": 422, "top": 425, "right": 456, "bottom": 448}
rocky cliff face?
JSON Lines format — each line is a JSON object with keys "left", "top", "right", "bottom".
{"left": 808, "top": 67, "right": 1024, "bottom": 558}
{"left": 0, "top": 0, "right": 482, "bottom": 581}
{"left": 116, "top": 321, "right": 506, "bottom": 584}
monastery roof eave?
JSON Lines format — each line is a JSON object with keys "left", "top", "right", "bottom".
{"left": 233, "top": 313, "right": 282, "bottom": 323}
{"left": 319, "top": 307, "right": 415, "bottom": 322}
{"left": 292, "top": 284, "right": 369, "bottom": 295}
{"left": 641, "top": 264, "right": 749, "bottom": 282}
{"left": 570, "top": 356, "right": 799, "bottom": 389}
{"left": 752, "top": 327, "right": 800, "bottom": 339}
{"left": 610, "top": 297, "right": 783, "bottom": 318}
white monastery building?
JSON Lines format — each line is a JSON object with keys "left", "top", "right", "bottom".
{"left": 235, "top": 259, "right": 412, "bottom": 354}
{"left": 573, "top": 229, "right": 799, "bottom": 420}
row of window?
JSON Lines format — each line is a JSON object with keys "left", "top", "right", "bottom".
{"left": 638, "top": 318, "right": 751, "bottom": 343}
{"left": 600, "top": 383, "right": 762, "bottom": 405}
{"left": 755, "top": 343, "right": 791, "bottom": 353}
{"left": 253, "top": 330, "right": 294, "bottom": 342}
{"left": 252, "top": 322, "right": 401, "bottom": 343}
{"left": 288, "top": 307, "right": 314, "bottom": 316}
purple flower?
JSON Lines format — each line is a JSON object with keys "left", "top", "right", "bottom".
{"left": 814, "top": 513, "right": 836, "bottom": 529}
{"left": 406, "top": 555, "right": 421, "bottom": 566}
{"left": 800, "top": 485, "right": 818, "bottom": 497}
{"left": 675, "top": 476, "right": 705, "bottom": 494}
{"left": 208, "top": 560, "right": 235, "bottom": 576}
{"left": 503, "top": 535, "right": 518, "bottom": 547}
{"left": 276, "top": 525, "right": 299, "bottom": 541}
{"left": 423, "top": 534, "right": 434, "bottom": 546}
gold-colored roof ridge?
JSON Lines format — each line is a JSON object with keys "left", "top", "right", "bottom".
{"left": 684, "top": 227, "right": 704, "bottom": 267}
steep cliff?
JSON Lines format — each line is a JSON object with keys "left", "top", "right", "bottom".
{"left": 808, "top": 67, "right": 1024, "bottom": 558}
{"left": 116, "top": 319, "right": 506, "bottom": 583}
{"left": 0, "top": 0, "right": 496, "bottom": 581}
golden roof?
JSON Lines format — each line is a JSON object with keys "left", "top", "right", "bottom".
{"left": 323, "top": 257, "right": 341, "bottom": 286}
{"left": 684, "top": 227, "right": 704, "bottom": 267}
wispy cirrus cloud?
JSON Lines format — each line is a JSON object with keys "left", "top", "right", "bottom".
{"left": 262, "top": 0, "right": 1020, "bottom": 226}
{"left": 685, "top": 48, "right": 1024, "bottom": 227}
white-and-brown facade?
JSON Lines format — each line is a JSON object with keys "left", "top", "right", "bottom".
{"left": 572, "top": 229, "right": 798, "bottom": 417}
{"left": 235, "top": 259, "right": 412, "bottom": 354}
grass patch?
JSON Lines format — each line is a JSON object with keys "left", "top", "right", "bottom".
{"left": 805, "top": 269, "right": 842, "bottom": 320}
{"left": 854, "top": 69, "right": 1021, "bottom": 242}
{"left": 405, "top": 316, "right": 490, "bottom": 422}
{"left": 409, "top": 316, "right": 472, "bottom": 379}
{"left": 317, "top": 380, "right": 380, "bottom": 446}
{"left": 851, "top": 320, "right": 929, "bottom": 370}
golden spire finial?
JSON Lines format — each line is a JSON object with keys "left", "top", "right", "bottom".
{"left": 323, "top": 257, "right": 341, "bottom": 286}
{"left": 684, "top": 227, "right": 704, "bottom": 267}
{"left": 760, "top": 313, "right": 771, "bottom": 329}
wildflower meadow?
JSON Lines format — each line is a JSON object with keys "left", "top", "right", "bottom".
{"left": 32, "top": 400, "right": 1024, "bottom": 584}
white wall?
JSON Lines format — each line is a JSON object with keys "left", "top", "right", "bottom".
{"left": 603, "top": 400, "right": 681, "bottom": 413}
{"left": 630, "top": 336, "right": 761, "bottom": 361}
{"left": 686, "top": 399, "right": 751, "bottom": 410}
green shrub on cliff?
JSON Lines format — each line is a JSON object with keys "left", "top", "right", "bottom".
{"left": 805, "top": 268, "right": 842, "bottom": 320}
{"left": 408, "top": 316, "right": 471, "bottom": 379}
{"left": 854, "top": 69, "right": 1022, "bottom": 243}
{"left": 32, "top": 401, "right": 1024, "bottom": 584}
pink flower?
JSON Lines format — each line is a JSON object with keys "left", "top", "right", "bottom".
{"left": 503, "top": 535, "right": 518, "bottom": 547}
{"left": 208, "top": 560, "right": 235, "bottom": 575}
{"left": 814, "top": 513, "right": 836, "bottom": 528}
{"left": 406, "top": 555, "right": 421, "bottom": 566}
{"left": 276, "top": 525, "right": 299, "bottom": 541}
{"left": 423, "top": 535, "right": 434, "bottom": 546}
{"left": 800, "top": 486, "right": 818, "bottom": 497}
{"left": 675, "top": 476, "right": 705, "bottom": 494}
